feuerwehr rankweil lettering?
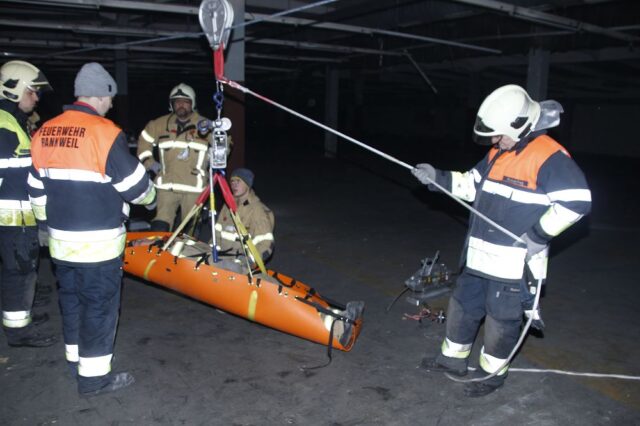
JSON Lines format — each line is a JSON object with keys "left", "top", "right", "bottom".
{"left": 38, "top": 125, "right": 85, "bottom": 148}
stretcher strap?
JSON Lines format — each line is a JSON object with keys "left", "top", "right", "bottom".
{"left": 301, "top": 317, "right": 337, "bottom": 371}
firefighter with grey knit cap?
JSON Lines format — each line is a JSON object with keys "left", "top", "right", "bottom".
{"left": 28, "top": 62, "right": 156, "bottom": 396}
{"left": 214, "top": 167, "right": 274, "bottom": 272}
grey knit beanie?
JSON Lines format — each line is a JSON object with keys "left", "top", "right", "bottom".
{"left": 231, "top": 168, "right": 254, "bottom": 188}
{"left": 74, "top": 62, "right": 117, "bottom": 97}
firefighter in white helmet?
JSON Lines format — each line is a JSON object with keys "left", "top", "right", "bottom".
{"left": 0, "top": 60, "right": 56, "bottom": 347}
{"left": 412, "top": 84, "right": 591, "bottom": 397}
{"left": 137, "top": 83, "right": 213, "bottom": 231}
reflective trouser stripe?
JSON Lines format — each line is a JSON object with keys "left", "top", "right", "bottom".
{"left": 479, "top": 346, "right": 509, "bottom": 375}
{"left": 441, "top": 337, "right": 472, "bottom": 359}
{"left": 2, "top": 310, "right": 31, "bottom": 328}
{"left": 66, "top": 344, "right": 79, "bottom": 363}
{"left": 79, "top": 354, "right": 113, "bottom": 377}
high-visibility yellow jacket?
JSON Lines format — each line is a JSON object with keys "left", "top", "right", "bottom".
{"left": 0, "top": 102, "right": 36, "bottom": 226}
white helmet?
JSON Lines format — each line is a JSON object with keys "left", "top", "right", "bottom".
{"left": 0, "top": 60, "right": 52, "bottom": 102}
{"left": 473, "top": 84, "right": 540, "bottom": 143}
{"left": 169, "top": 83, "right": 196, "bottom": 111}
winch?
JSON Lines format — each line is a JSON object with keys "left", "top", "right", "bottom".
{"left": 387, "top": 251, "right": 454, "bottom": 322}
{"left": 404, "top": 251, "right": 453, "bottom": 306}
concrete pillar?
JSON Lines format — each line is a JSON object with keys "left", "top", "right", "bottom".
{"left": 113, "top": 48, "right": 129, "bottom": 129}
{"left": 225, "top": 0, "right": 245, "bottom": 171}
{"left": 324, "top": 66, "right": 339, "bottom": 158}
{"left": 526, "top": 47, "right": 550, "bottom": 100}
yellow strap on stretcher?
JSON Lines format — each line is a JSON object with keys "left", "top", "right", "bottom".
{"left": 228, "top": 209, "right": 267, "bottom": 275}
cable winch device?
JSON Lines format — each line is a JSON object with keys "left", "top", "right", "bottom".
{"left": 386, "top": 251, "right": 453, "bottom": 322}
{"left": 404, "top": 251, "right": 453, "bottom": 305}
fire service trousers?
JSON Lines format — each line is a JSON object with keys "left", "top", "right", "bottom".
{"left": 152, "top": 189, "right": 199, "bottom": 231}
{"left": 55, "top": 261, "right": 123, "bottom": 392}
{"left": 444, "top": 271, "right": 523, "bottom": 365}
{"left": 0, "top": 226, "right": 38, "bottom": 337}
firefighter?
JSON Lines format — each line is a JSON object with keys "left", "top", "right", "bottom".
{"left": 412, "top": 84, "right": 591, "bottom": 397}
{"left": 214, "top": 168, "right": 274, "bottom": 271}
{"left": 28, "top": 62, "right": 156, "bottom": 396}
{"left": 0, "top": 60, "right": 56, "bottom": 347}
{"left": 137, "top": 83, "right": 212, "bottom": 231}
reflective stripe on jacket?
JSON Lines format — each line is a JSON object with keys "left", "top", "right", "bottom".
{"left": 0, "top": 107, "right": 36, "bottom": 226}
{"left": 435, "top": 134, "right": 591, "bottom": 282}
{"left": 137, "top": 112, "right": 211, "bottom": 193}
{"left": 215, "top": 190, "right": 275, "bottom": 259}
{"left": 29, "top": 104, "right": 155, "bottom": 265}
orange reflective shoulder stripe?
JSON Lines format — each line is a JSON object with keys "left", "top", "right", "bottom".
{"left": 31, "top": 110, "right": 121, "bottom": 175}
{"left": 487, "top": 135, "right": 569, "bottom": 191}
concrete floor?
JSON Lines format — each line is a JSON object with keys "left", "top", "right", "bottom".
{"left": 1, "top": 137, "right": 639, "bottom": 425}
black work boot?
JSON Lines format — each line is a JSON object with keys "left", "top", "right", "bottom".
{"left": 339, "top": 301, "right": 365, "bottom": 347}
{"left": 463, "top": 370, "right": 506, "bottom": 397}
{"left": 79, "top": 372, "right": 135, "bottom": 397}
{"left": 6, "top": 325, "right": 57, "bottom": 348}
{"left": 420, "top": 353, "right": 468, "bottom": 376}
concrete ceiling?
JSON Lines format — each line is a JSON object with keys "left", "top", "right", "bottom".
{"left": 1, "top": 0, "right": 639, "bottom": 100}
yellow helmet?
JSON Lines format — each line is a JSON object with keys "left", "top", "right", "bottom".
{"left": 0, "top": 60, "right": 52, "bottom": 103}
{"left": 169, "top": 83, "right": 196, "bottom": 111}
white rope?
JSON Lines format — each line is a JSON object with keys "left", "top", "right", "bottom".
{"left": 508, "top": 368, "right": 640, "bottom": 381}
{"left": 464, "top": 366, "right": 640, "bottom": 381}
{"left": 223, "top": 78, "right": 523, "bottom": 244}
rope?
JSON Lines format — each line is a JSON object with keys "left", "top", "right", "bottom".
{"left": 221, "top": 78, "right": 523, "bottom": 244}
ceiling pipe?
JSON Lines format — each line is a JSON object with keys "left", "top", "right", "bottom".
{"left": 251, "top": 38, "right": 407, "bottom": 57}
{"left": 403, "top": 50, "right": 438, "bottom": 94}
{"left": 1, "top": 0, "right": 500, "bottom": 54}
{"left": 448, "top": 0, "right": 639, "bottom": 43}
{"left": 0, "top": 18, "right": 185, "bottom": 38}
{"left": 247, "top": 13, "right": 501, "bottom": 54}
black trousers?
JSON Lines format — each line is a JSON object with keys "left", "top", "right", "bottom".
{"left": 0, "top": 226, "right": 38, "bottom": 336}
{"left": 56, "top": 261, "right": 123, "bottom": 392}
{"left": 446, "top": 271, "right": 523, "bottom": 361}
